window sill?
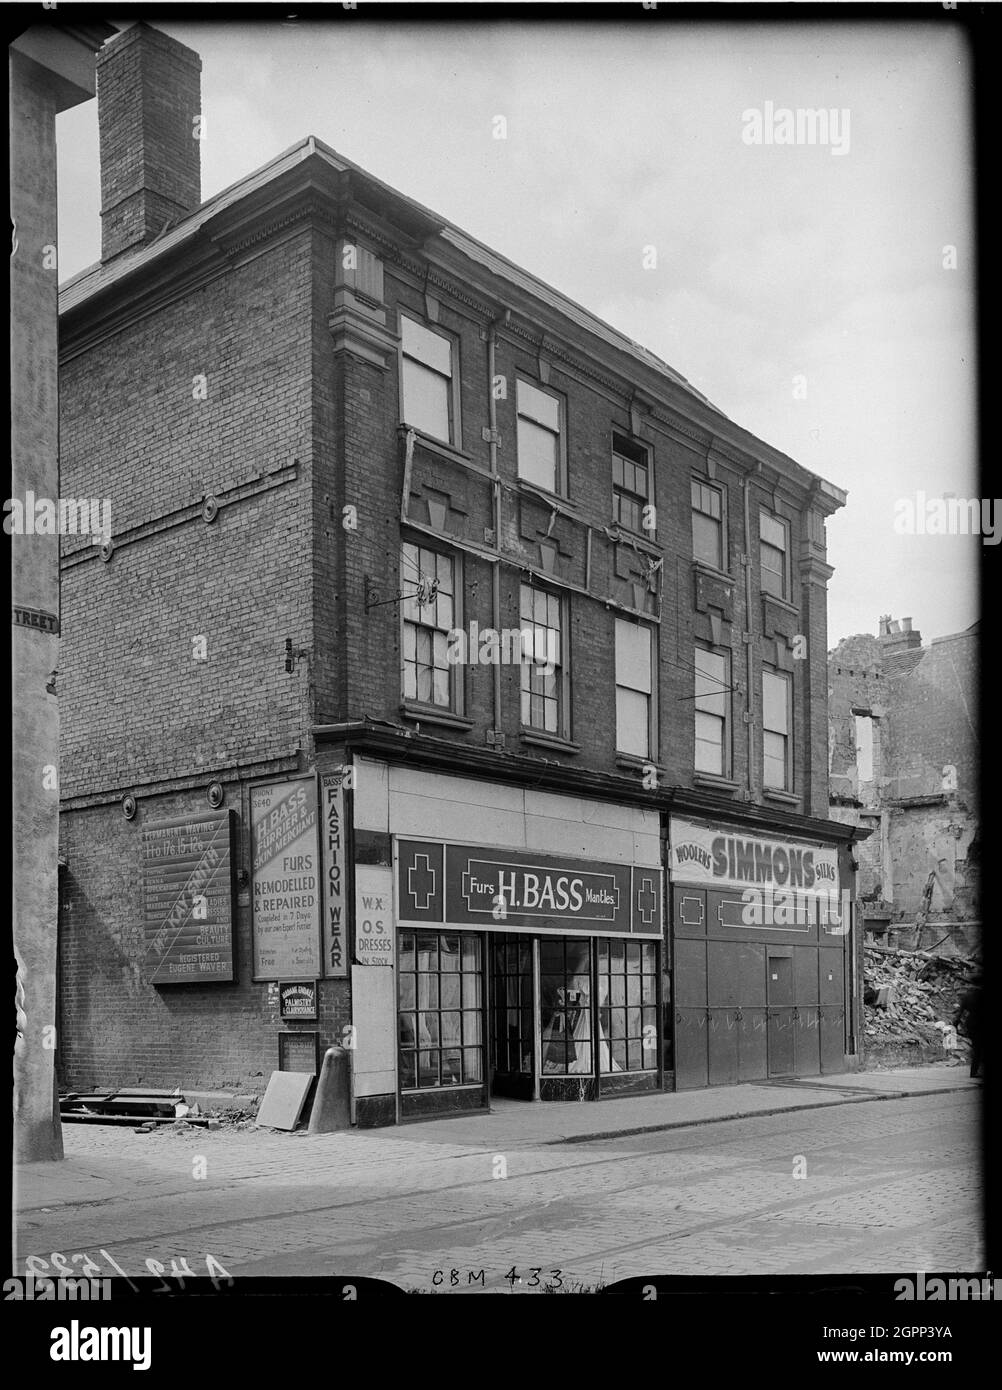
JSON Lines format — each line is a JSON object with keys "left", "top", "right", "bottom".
{"left": 610, "top": 525, "right": 660, "bottom": 554}
{"left": 615, "top": 753, "right": 658, "bottom": 772}
{"left": 400, "top": 704, "right": 474, "bottom": 732}
{"left": 762, "top": 787, "right": 800, "bottom": 806}
{"left": 515, "top": 479, "right": 577, "bottom": 515}
{"left": 400, "top": 1083, "right": 483, "bottom": 1094}
{"left": 398, "top": 425, "right": 484, "bottom": 473}
{"left": 692, "top": 772, "right": 741, "bottom": 793}
{"left": 692, "top": 559, "right": 734, "bottom": 584}
{"left": 761, "top": 591, "right": 800, "bottom": 616}
{"left": 519, "top": 728, "right": 580, "bottom": 754}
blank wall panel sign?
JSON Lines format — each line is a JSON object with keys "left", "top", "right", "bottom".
{"left": 143, "top": 810, "right": 236, "bottom": 984}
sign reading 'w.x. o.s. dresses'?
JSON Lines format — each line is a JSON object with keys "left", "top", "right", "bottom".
{"left": 668, "top": 817, "right": 840, "bottom": 896}
{"left": 143, "top": 811, "right": 235, "bottom": 984}
{"left": 250, "top": 778, "right": 321, "bottom": 981}
{"left": 396, "top": 840, "right": 662, "bottom": 937}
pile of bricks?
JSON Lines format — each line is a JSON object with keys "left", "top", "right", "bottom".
{"left": 863, "top": 944, "right": 973, "bottom": 1051}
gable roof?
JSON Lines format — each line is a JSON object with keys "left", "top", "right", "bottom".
{"left": 59, "top": 135, "right": 846, "bottom": 505}
{"left": 60, "top": 136, "right": 714, "bottom": 406}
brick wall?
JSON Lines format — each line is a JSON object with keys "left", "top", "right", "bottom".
{"left": 57, "top": 229, "right": 321, "bottom": 1088}
{"left": 828, "top": 627, "right": 978, "bottom": 933}
{"left": 885, "top": 632, "right": 978, "bottom": 805}
{"left": 828, "top": 633, "right": 889, "bottom": 797}
{"left": 59, "top": 232, "right": 315, "bottom": 796}
{"left": 318, "top": 250, "right": 826, "bottom": 810}
{"left": 97, "top": 24, "right": 202, "bottom": 260}
{"left": 58, "top": 783, "right": 351, "bottom": 1091}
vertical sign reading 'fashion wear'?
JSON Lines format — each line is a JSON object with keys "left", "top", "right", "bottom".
{"left": 250, "top": 778, "right": 322, "bottom": 980}
{"left": 320, "top": 769, "right": 349, "bottom": 978}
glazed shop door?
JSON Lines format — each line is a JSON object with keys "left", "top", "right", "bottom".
{"left": 489, "top": 934, "right": 535, "bottom": 1099}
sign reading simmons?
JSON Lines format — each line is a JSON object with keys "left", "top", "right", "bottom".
{"left": 396, "top": 840, "right": 661, "bottom": 936}
{"left": 669, "top": 816, "right": 839, "bottom": 894}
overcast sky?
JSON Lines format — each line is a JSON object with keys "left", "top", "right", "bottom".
{"left": 54, "top": 14, "right": 978, "bottom": 648}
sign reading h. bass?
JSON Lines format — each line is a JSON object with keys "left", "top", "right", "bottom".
{"left": 250, "top": 778, "right": 321, "bottom": 981}
{"left": 397, "top": 841, "right": 661, "bottom": 936}
{"left": 669, "top": 816, "right": 839, "bottom": 895}
{"left": 463, "top": 860, "right": 618, "bottom": 919}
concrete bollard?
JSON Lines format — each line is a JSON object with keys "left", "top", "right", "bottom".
{"left": 307, "top": 1046, "right": 351, "bottom": 1134}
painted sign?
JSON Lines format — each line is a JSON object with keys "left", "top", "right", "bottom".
{"left": 669, "top": 816, "right": 840, "bottom": 896}
{"left": 354, "top": 865, "right": 394, "bottom": 965}
{"left": 250, "top": 778, "right": 321, "bottom": 980}
{"left": 396, "top": 840, "right": 662, "bottom": 937}
{"left": 279, "top": 979, "right": 318, "bottom": 1020}
{"left": 143, "top": 811, "right": 235, "bottom": 984}
{"left": 320, "top": 770, "right": 350, "bottom": 978}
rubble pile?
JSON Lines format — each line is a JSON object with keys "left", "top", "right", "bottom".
{"left": 863, "top": 944, "right": 975, "bottom": 1054}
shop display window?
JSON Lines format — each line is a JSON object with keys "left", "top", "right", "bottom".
{"left": 399, "top": 931, "right": 483, "bottom": 1089}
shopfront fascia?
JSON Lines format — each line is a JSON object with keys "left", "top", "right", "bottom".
{"left": 346, "top": 754, "right": 665, "bottom": 1123}
{"left": 666, "top": 814, "right": 858, "bottom": 1089}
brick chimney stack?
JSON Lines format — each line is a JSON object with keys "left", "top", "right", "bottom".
{"left": 97, "top": 23, "right": 202, "bottom": 262}
{"left": 879, "top": 615, "right": 922, "bottom": 655}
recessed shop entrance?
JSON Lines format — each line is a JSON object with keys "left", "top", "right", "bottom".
{"left": 486, "top": 932, "right": 663, "bottom": 1102}
{"left": 489, "top": 934, "right": 535, "bottom": 1099}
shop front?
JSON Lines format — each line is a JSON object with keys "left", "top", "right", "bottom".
{"left": 395, "top": 840, "right": 664, "bottom": 1113}
{"left": 667, "top": 814, "right": 856, "bottom": 1088}
{"left": 345, "top": 755, "right": 664, "bottom": 1125}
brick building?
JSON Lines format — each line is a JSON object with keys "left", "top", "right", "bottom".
{"left": 57, "top": 24, "right": 865, "bottom": 1125}
{"left": 829, "top": 616, "right": 979, "bottom": 955}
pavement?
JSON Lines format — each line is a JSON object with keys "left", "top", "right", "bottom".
{"left": 16, "top": 1063, "right": 977, "bottom": 1218}
{"left": 13, "top": 1065, "right": 982, "bottom": 1288}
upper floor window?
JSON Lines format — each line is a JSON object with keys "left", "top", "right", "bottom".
{"left": 519, "top": 583, "right": 566, "bottom": 736}
{"left": 762, "top": 668, "right": 792, "bottom": 790}
{"left": 615, "top": 619, "right": 655, "bottom": 759}
{"left": 694, "top": 645, "right": 730, "bottom": 777}
{"left": 400, "top": 314, "right": 457, "bottom": 445}
{"left": 516, "top": 379, "right": 564, "bottom": 494}
{"left": 759, "top": 510, "right": 789, "bottom": 601}
{"left": 692, "top": 478, "right": 725, "bottom": 570}
{"left": 401, "top": 541, "right": 459, "bottom": 710}
{"left": 612, "top": 434, "right": 651, "bottom": 535}
{"left": 854, "top": 712, "right": 874, "bottom": 784}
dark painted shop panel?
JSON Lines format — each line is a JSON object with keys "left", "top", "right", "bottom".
{"left": 738, "top": 1008, "right": 768, "bottom": 1080}
{"left": 675, "top": 1008, "right": 709, "bottom": 1088}
{"left": 675, "top": 937, "right": 707, "bottom": 1007}
{"left": 674, "top": 887, "right": 707, "bottom": 937}
{"left": 708, "top": 1008, "right": 739, "bottom": 1085}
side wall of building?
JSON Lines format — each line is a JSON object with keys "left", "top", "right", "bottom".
{"left": 57, "top": 229, "right": 327, "bottom": 1088}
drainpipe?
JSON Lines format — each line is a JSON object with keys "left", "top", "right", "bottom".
{"left": 487, "top": 313, "right": 507, "bottom": 743}
{"left": 399, "top": 427, "right": 416, "bottom": 527}
{"left": 742, "top": 469, "right": 756, "bottom": 798}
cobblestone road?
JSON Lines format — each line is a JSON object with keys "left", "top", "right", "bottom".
{"left": 16, "top": 1089, "right": 981, "bottom": 1292}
